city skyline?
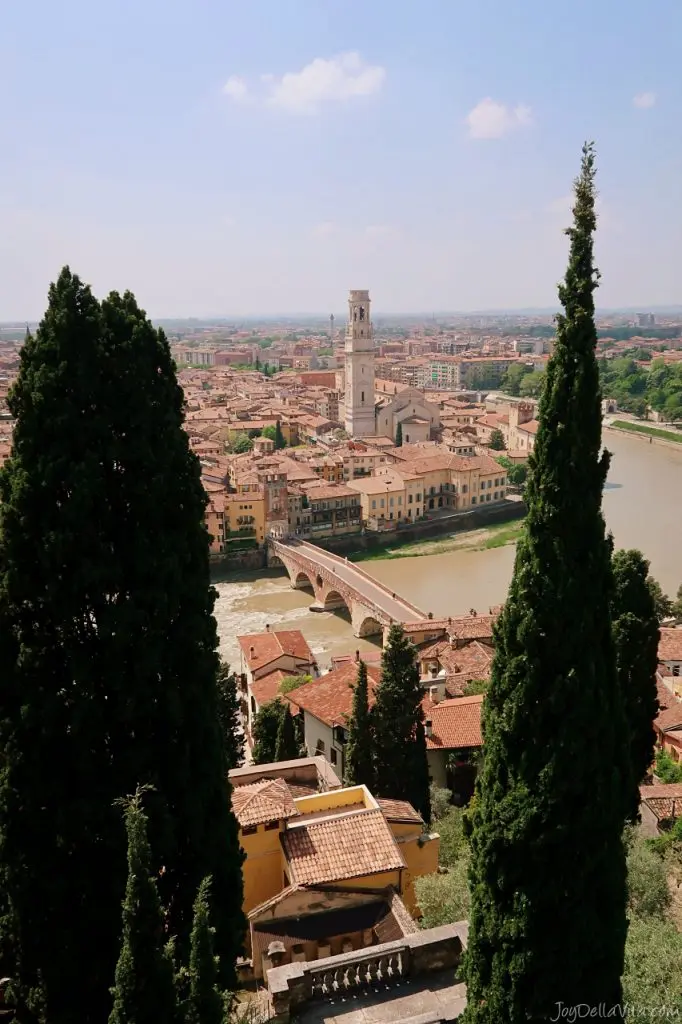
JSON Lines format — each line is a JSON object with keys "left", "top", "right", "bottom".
{"left": 2, "top": 0, "right": 681, "bottom": 319}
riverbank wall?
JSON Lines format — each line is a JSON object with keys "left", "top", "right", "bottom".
{"left": 604, "top": 423, "right": 682, "bottom": 452}
{"left": 209, "top": 499, "right": 526, "bottom": 577}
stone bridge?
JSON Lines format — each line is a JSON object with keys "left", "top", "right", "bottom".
{"left": 269, "top": 539, "right": 426, "bottom": 638}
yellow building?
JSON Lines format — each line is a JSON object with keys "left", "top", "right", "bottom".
{"left": 229, "top": 759, "right": 439, "bottom": 978}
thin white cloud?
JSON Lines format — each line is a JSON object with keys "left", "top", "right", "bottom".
{"left": 310, "top": 221, "right": 338, "bottom": 239}
{"left": 364, "top": 224, "right": 400, "bottom": 242}
{"left": 223, "top": 76, "right": 248, "bottom": 102}
{"left": 223, "top": 53, "right": 385, "bottom": 115}
{"left": 633, "top": 91, "right": 656, "bottom": 110}
{"left": 465, "top": 98, "right": 533, "bottom": 139}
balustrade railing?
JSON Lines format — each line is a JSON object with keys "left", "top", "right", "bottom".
{"left": 309, "top": 949, "right": 404, "bottom": 998}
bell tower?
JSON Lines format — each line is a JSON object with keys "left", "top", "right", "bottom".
{"left": 343, "top": 289, "right": 376, "bottom": 437}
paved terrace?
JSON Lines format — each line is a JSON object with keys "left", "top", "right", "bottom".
{"left": 271, "top": 540, "right": 426, "bottom": 637}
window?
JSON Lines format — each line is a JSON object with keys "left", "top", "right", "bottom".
{"left": 361, "top": 391, "right": 365, "bottom": 402}
{"left": 330, "top": 748, "right": 338, "bottom": 765}
{"left": 416, "top": 493, "right": 422, "bottom": 502}
{"left": 389, "top": 497, "right": 394, "bottom": 506}
{"left": 398, "top": 496, "right": 402, "bottom": 505}
{"left": 371, "top": 500, "right": 377, "bottom": 510}
{"left": 315, "top": 740, "right": 325, "bottom": 755}
{"left": 462, "top": 485, "right": 468, "bottom": 494}
{"left": 472, "top": 496, "right": 477, "bottom": 504}
{"left": 408, "top": 494, "right": 413, "bottom": 503}
{"left": 250, "top": 696, "right": 256, "bottom": 715}
{"left": 265, "top": 820, "right": 279, "bottom": 831}
{"left": 380, "top": 498, "right": 385, "bottom": 508}
{"left": 494, "top": 491, "right": 499, "bottom": 500}
{"left": 242, "top": 824, "right": 257, "bottom": 836}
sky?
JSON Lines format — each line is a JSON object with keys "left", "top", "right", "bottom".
{"left": 2, "top": 0, "right": 681, "bottom": 319}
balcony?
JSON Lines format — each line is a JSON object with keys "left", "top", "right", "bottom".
{"left": 227, "top": 528, "right": 256, "bottom": 538}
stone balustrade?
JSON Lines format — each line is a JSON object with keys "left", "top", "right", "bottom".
{"left": 266, "top": 921, "right": 468, "bottom": 1023}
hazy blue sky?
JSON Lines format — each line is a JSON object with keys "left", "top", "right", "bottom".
{"left": 2, "top": 0, "right": 681, "bottom": 318}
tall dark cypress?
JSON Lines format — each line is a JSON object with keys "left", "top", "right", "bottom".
{"left": 108, "top": 790, "right": 178, "bottom": 1024}
{"left": 274, "top": 703, "right": 299, "bottom": 762}
{"left": 185, "top": 877, "right": 225, "bottom": 1024}
{"left": 464, "top": 146, "right": 630, "bottom": 1021}
{"left": 611, "top": 549, "right": 660, "bottom": 819}
{"left": 0, "top": 269, "right": 244, "bottom": 1024}
{"left": 343, "top": 660, "right": 375, "bottom": 790}
{"left": 372, "top": 624, "right": 431, "bottom": 821}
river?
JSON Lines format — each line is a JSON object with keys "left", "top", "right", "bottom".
{"left": 215, "top": 429, "right": 682, "bottom": 671}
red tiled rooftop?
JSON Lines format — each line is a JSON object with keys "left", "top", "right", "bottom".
{"left": 425, "top": 694, "right": 484, "bottom": 750}
{"left": 238, "top": 630, "right": 314, "bottom": 672}
{"left": 285, "top": 662, "right": 382, "bottom": 727}
{"left": 282, "top": 809, "right": 405, "bottom": 885}
{"left": 659, "top": 628, "right": 682, "bottom": 663}
{"left": 232, "top": 778, "right": 299, "bottom": 828}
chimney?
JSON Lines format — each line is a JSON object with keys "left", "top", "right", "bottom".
{"left": 265, "top": 623, "right": 270, "bottom": 632}
{"left": 425, "top": 719, "right": 433, "bottom": 738}
{"left": 429, "top": 685, "right": 440, "bottom": 705}
{"left": 249, "top": 646, "right": 255, "bottom": 658}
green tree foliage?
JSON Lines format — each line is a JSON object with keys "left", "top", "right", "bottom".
{"left": 231, "top": 433, "right": 253, "bottom": 454}
{"left": 500, "top": 363, "right": 533, "bottom": 396}
{"left": 494, "top": 455, "right": 528, "bottom": 487}
{"left": 428, "top": 784, "right": 453, "bottom": 823}
{"left": 599, "top": 353, "right": 682, "bottom": 420}
{"left": 184, "top": 877, "right": 225, "bottom": 1024}
{"left": 611, "top": 550, "right": 660, "bottom": 817}
{"left": 625, "top": 830, "right": 670, "bottom": 919}
{"left": 488, "top": 428, "right": 506, "bottom": 451}
{"left": 414, "top": 857, "right": 470, "bottom": 930}
{"left": 395, "top": 421, "right": 403, "bottom": 447}
{"left": 433, "top": 806, "right": 468, "bottom": 867}
{"left": 672, "top": 583, "right": 682, "bottom": 620}
{"left": 0, "top": 269, "right": 245, "bottom": 1023}
{"left": 274, "top": 703, "right": 299, "bottom": 762}
{"left": 517, "top": 369, "right": 546, "bottom": 397}
{"left": 109, "top": 789, "right": 178, "bottom": 1024}
{"left": 655, "top": 747, "right": 682, "bottom": 784}
{"left": 461, "top": 678, "right": 489, "bottom": 696}
{"left": 647, "top": 577, "right": 673, "bottom": 621}
{"left": 216, "top": 662, "right": 244, "bottom": 771}
{"left": 622, "top": 918, "right": 682, "bottom": 1020}
{"left": 261, "top": 425, "right": 277, "bottom": 442}
{"left": 251, "top": 699, "right": 287, "bottom": 765}
{"left": 274, "top": 420, "right": 286, "bottom": 450}
{"left": 343, "top": 660, "right": 375, "bottom": 790}
{"left": 463, "top": 146, "right": 630, "bottom": 1021}
{"left": 278, "top": 674, "right": 312, "bottom": 695}
{"left": 373, "top": 625, "right": 431, "bottom": 822}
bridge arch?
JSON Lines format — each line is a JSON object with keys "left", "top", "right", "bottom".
{"left": 321, "top": 589, "right": 350, "bottom": 613}
{"left": 355, "top": 614, "right": 383, "bottom": 638}
{"left": 294, "top": 570, "right": 315, "bottom": 591}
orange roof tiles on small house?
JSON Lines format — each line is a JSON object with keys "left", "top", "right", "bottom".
{"left": 282, "top": 809, "right": 405, "bottom": 886}
{"left": 232, "top": 778, "right": 299, "bottom": 829}
{"left": 377, "top": 799, "right": 424, "bottom": 825}
{"left": 286, "top": 662, "right": 382, "bottom": 727}
{"left": 238, "top": 630, "right": 314, "bottom": 675}
{"left": 659, "top": 628, "right": 682, "bottom": 664}
{"left": 425, "top": 694, "right": 484, "bottom": 750}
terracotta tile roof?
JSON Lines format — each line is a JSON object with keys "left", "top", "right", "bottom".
{"left": 377, "top": 798, "right": 424, "bottom": 825}
{"left": 250, "top": 669, "right": 290, "bottom": 707}
{"left": 238, "top": 630, "right": 314, "bottom": 673}
{"left": 232, "top": 778, "right": 299, "bottom": 828}
{"left": 640, "top": 784, "right": 682, "bottom": 822}
{"left": 448, "top": 615, "right": 496, "bottom": 642}
{"left": 655, "top": 702, "right": 682, "bottom": 735}
{"left": 420, "top": 639, "right": 493, "bottom": 682}
{"left": 282, "top": 809, "right": 405, "bottom": 885}
{"left": 659, "top": 628, "right": 682, "bottom": 663}
{"left": 285, "top": 663, "right": 382, "bottom": 727}
{"left": 425, "top": 694, "right": 484, "bottom": 750}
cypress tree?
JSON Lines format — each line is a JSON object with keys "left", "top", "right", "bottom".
{"left": 216, "top": 662, "right": 245, "bottom": 770}
{"left": 395, "top": 421, "right": 403, "bottom": 447}
{"left": 0, "top": 269, "right": 244, "bottom": 1024}
{"left": 274, "top": 419, "right": 286, "bottom": 450}
{"left": 343, "top": 660, "right": 375, "bottom": 790}
{"left": 611, "top": 549, "right": 660, "bottom": 819}
{"left": 372, "top": 625, "right": 430, "bottom": 820}
{"left": 274, "top": 703, "right": 299, "bottom": 762}
{"left": 252, "top": 700, "right": 285, "bottom": 765}
{"left": 463, "top": 145, "right": 630, "bottom": 1021}
{"left": 184, "top": 877, "right": 225, "bottom": 1024}
{"left": 109, "top": 789, "right": 178, "bottom": 1024}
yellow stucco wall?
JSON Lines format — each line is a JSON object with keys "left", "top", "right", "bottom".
{"left": 240, "top": 823, "right": 285, "bottom": 916}
{"left": 388, "top": 824, "right": 440, "bottom": 914}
